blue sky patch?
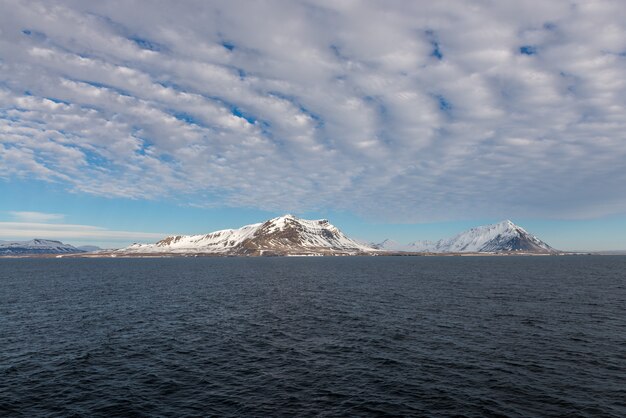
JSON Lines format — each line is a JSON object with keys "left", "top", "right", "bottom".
{"left": 231, "top": 106, "right": 256, "bottom": 124}
{"left": 543, "top": 22, "right": 557, "bottom": 31}
{"left": 22, "top": 29, "right": 47, "bottom": 41}
{"left": 129, "top": 36, "right": 162, "bottom": 51}
{"left": 435, "top": 94, "right": 452, "bottom": 112}
{"left": 173, "top": 112, "right": 201, "bottom": 125}
{"left": 83, "top": 148, "right": 111, "bottom": 168}
{"left": 76, "top": 80, "right": 132, "bottom": 97}
{"left": 520, "top": 45, "right": 537, "bottom": 55}
{"left": 45, "top": 97, "right": 71, "bottom": 105}
{"left": 425, "top": 30, "right": 443, "bottom": 60}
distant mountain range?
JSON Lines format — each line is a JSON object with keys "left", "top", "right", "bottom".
{"left": 0, "top": 239, "right": 84, "bottom": 255}
{"left": 0, "top": 217, "right": 557, "bottom": 256}
{"left": 0, "top": 240, "right": 102, "bottom": 255}
{"left": 117, "top": 215, "right": 556, "bottom": 256}
{"left": 372, "top": 220, "right": 555, "bottom": 254}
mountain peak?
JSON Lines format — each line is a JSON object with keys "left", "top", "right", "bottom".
{"left": 495, "top": 219, "right": 519, "bottom": 229}
{"left": 123, "top": 215, "right": 375, "bottom": 255}
{"left": 370, "top": 238, "right": 402, "bottom": 250}
{"left": 409, "top": 220, "right": 555, "bottom": 253}
{"left": 119, "top": 217, "right": 555, "bottom": 256}
{"left": 266, "top": 214, "right": 302, "bottom": 226}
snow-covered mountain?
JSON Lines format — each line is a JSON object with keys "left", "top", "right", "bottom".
{"left": 0, "top": 239, "right": 84, "bottom": 255}
{"left": 121, "top": 214, "right": 377, "bottom": 256}
{"left": 389, "top": 220, "right": 555, "bottom": 253}
{"left": 370, "top": 239, "right": 403, "bottom": 251}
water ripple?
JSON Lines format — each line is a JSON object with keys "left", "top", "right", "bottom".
{"left": 1, "top": 256, "right": 625, "bottom": 416}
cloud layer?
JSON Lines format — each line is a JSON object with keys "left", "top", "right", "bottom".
{"left": 8, "top": 211, "right": 65, "bottom": 222}
{"left": 1, "top": 0, "right": 626, "bottom": 221}
{"left": 0, "top": 221, "right": 166, "bottom": 245}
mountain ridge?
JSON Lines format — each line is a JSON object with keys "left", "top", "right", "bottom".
{"left": 117, "top": 216, "right": 556, "bottom": 256}
{"left": 4, "top": 217, "right": 558, "bottom": 257}
{"left": 375, "top": 220, "right": 556, "bottom": 254}
{"left": 0, "top": 239, "right": 85, "bottom": 255}
{"left": 121, "top": 214, "right": 376, "bottom": 256}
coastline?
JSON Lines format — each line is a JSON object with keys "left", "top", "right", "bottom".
{"left": 0, "top": 251, "right": 589, "bottom": 259}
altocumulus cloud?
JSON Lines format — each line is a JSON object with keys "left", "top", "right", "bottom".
{"left": 1, "top": 0, "right": 626, "bottom": 221}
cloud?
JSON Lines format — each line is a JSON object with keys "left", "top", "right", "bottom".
{"left": 0, "top": 221, "right": 167, "bottom": 244}
{"left": 8, "top": 211, "right": 65, "bottom": 222}
{"left": 1, "top": 0, "right": 626, "bottom": 221}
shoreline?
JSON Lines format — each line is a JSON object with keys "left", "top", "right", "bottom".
{"left": 0, "top": 251, "right": 598, "bottom": 259}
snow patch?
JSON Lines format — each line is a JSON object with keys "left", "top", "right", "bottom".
{"left": 120, "top": 214, "right": 376, "bottom": 254}
{"left": 373, "top": 220, "right": 555, "bottom": 253}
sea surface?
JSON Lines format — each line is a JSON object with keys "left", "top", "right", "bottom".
{"left": 1, "top": 256, "right": 625, "bottom": 417}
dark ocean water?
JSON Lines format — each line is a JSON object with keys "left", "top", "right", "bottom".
{"left": 1, "top": 256, "right": 625, "bottom": 417}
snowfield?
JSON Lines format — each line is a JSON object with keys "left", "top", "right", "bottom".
{"left": 121, "top": 214, "right": 377, "bottom": 255}
{"left": 119, "top": 217, "right": 556, "bottom": 256}
{"left": 375, "top": 220, "right": 555, "bottom": 253}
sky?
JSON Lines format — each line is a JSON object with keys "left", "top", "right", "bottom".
{"left": 1, "top": 0, "right": 626, "bottom": 250}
